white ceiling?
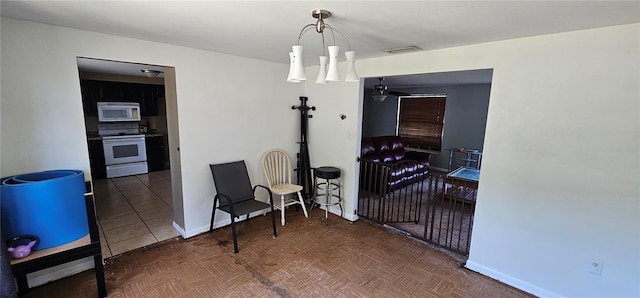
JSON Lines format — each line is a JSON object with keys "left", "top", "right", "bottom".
{"left": 3, "top": 1, "right": 638, "bottom": 86}
{"left": 76, "top": 57, "right": 166, "bottom": 78}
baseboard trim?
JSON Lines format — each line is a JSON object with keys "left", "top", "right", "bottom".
{"left": 320, "top": 205, "right": 358, "bottom": 222}
{"left": 342, "top": 213, "right": 358, "bottom": 222}
{"left": 183, "top": 209, "right": 271, "bottom": 239}
{"left": 464, "top": 260, "right": 562, "bottom": 298}
{"left": 26, "top": 257, "right": 94, "bottom": 288}
{"left": 183, "top": 205, "right": 358, "bottom": 238}
{"left": 172, "top": 221, "right": 187, "bottom": 238}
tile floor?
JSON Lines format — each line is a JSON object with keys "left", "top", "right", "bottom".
{"left": 92, "top": 170, "right": 180, "bottom": 258}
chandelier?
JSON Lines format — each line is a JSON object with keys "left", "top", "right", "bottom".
{"left": 287, "top": 9, "right": 359, "bottom": 84}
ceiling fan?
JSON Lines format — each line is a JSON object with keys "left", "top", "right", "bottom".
{"left": 371, "top": 77, "right": 410, "bottom": 102}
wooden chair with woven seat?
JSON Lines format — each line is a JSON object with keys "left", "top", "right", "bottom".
{"left": 209, "top": 160, "right": 277, "bottom": 253}
{"left": 261, "top": 149, "right": 309, "bottom": 226}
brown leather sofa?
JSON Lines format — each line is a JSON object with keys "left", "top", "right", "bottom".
{"left": 360, "top": 136, "right": 431, "bottom": 193}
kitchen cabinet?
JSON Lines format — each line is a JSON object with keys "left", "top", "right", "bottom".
{"left": 141, "top": 84, "right": 159, "bottom": 116}
{"left": 99, "top": 81, "right": 125, "bottom": 101}
{"left": 80, "top": 80, "right": 120, "bottom": 116}
{"left": 145, "top": 135, "right": 164, "bottom": 172}
{"left": 88, "top": 139, "right": 107, "bottom": 180}
{"left": 80, "top": 80, "right": 163, "bottom": 116}
{"left": 80, "top": 80, "right": 101, "bottom": 116}
{"left": 122, "top": 82, "right": 144, "bottom": 102}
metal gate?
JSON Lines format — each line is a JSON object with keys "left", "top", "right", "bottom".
{"left": 358, "top": 160, "right": 426, "bottom": 224}
{"left": 358, "top": 161, "right": 477, "bottom": 255}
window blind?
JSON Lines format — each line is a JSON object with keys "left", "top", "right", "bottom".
{"left": 397, "top": 96, "right": 446, "bottom": 151}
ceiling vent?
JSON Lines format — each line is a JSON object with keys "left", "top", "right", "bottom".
{"left": 384, "top": 45, "right": 423, "bottom": 54}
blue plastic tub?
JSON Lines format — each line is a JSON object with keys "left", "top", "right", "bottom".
{"left": 1, "top": 170, "right": 88, "bottom": 250}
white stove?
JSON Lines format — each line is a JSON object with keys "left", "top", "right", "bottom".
{"left": 98, "top": 123, "right": 148, "bottom": 178}
{"left": 98, "top": 123, "right": 140, "bottom": 136}
{"left": 101, "top": 134, "right": 145, "bottom": 140}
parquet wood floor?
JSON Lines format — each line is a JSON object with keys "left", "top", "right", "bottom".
{"left": 24, "top": 209, "right": 532, "bottom": 297}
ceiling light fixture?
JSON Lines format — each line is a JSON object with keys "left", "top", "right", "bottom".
{"left": 372, "top": 94, "right": 388, "bottom": 102}
{"left": 141, "top": 69, "right": 163, "bottom": 78}
{"left": 371, "top": 77, "right": 389, "bottom": 102}
{"left": 287, "top": 9, "right": 358, "bottom": 84}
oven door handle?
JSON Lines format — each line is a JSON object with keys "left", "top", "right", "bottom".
{"left": 102, "top": 137, "right": 145, "bottom": 143}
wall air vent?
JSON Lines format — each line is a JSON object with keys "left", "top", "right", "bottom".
{"left": 384, "top": 45, "right": 423, "bottom": 54}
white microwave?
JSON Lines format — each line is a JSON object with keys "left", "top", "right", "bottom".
{"left": 97, "top": 102, "right": 141, "bottom": 122}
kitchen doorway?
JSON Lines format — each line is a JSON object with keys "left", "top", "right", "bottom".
{"left": 76, "top": 57, "right": 184, "bottom": 257}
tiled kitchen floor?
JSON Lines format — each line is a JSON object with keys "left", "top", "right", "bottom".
{"left": 92, "top": 170, "right": 180, "bottom": 258}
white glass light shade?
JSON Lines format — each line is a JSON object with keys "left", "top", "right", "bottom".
{"left": 372, "top": 94, "right": 387, "bottom": 102}
{"left": 344, "top": 51, "right": 358, "bottom": 82}
{"left": 316, "top": 56, "right": 328, "bottom": 84}
{"left": 290, "top": 45, "right": 306, "bottom": 81}
{"left": 287, "top": 52, "right": 300, "bottom": 82}
{"left": 325, "top": 45, "right": 340, "bottom": 81}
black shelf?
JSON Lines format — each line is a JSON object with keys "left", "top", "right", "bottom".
{"left": 9, "top": 191, "right": 106, "bottom": 297}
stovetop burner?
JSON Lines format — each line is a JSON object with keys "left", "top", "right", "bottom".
{"left": 100, "top": 132, "right": 144, "bottom": 136}
{"left": 98, "top": 122, "right": 140, "bottom": 137}
{"left": 101, "top": 134, "right": 145, "bottom": 140}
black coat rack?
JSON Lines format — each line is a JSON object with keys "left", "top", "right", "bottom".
{"left": 291, "top": 96, "right": 315, "bottom": 200}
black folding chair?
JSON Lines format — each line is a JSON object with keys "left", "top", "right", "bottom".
{"left": 209, "top": 160, "right": 277, "bottom": 253}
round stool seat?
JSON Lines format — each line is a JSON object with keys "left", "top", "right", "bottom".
{"left": 315, "top": 167, "right": 340, "bottom": 180}
{"left": 312, "top": 166, "right": 343, "bottom": 225}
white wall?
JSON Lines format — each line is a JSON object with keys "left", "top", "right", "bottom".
{"left": 3, "top": 16, "right": 638, "bottom": 298}
{"left": 0, "top": 18, "right": 303, "bottom": 237}
{"left": 304, "top": 80, "right": 363, "bottom": 220}
{"left": 361, "top": 91, "right": 398, "bottom": 138}
{"left": 304, "top": 24, "right": 639, "bottom": 297}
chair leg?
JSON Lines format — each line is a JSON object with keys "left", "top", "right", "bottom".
{"left": 309, "top": 175, "right": 317, "bottom": 212}
{"left": 324, "top": 180, "right": 329, "bottom": 225}
{"left": 338, "top": 179, "right": 344, "bottom": 219}
{"left": 281, "top": 195, "right": 285, "bottom": 226}
{"left": 297, "top": 191, "right": 309, "bottom": 218}
{"left": 270, "top": 206, "right": 277, "bottom": 238}
{"left": 230, "top": 215, "right": 239, "bottom": 253}
{"left": 210, "top": 197, "right": 218, "bottom": 232}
